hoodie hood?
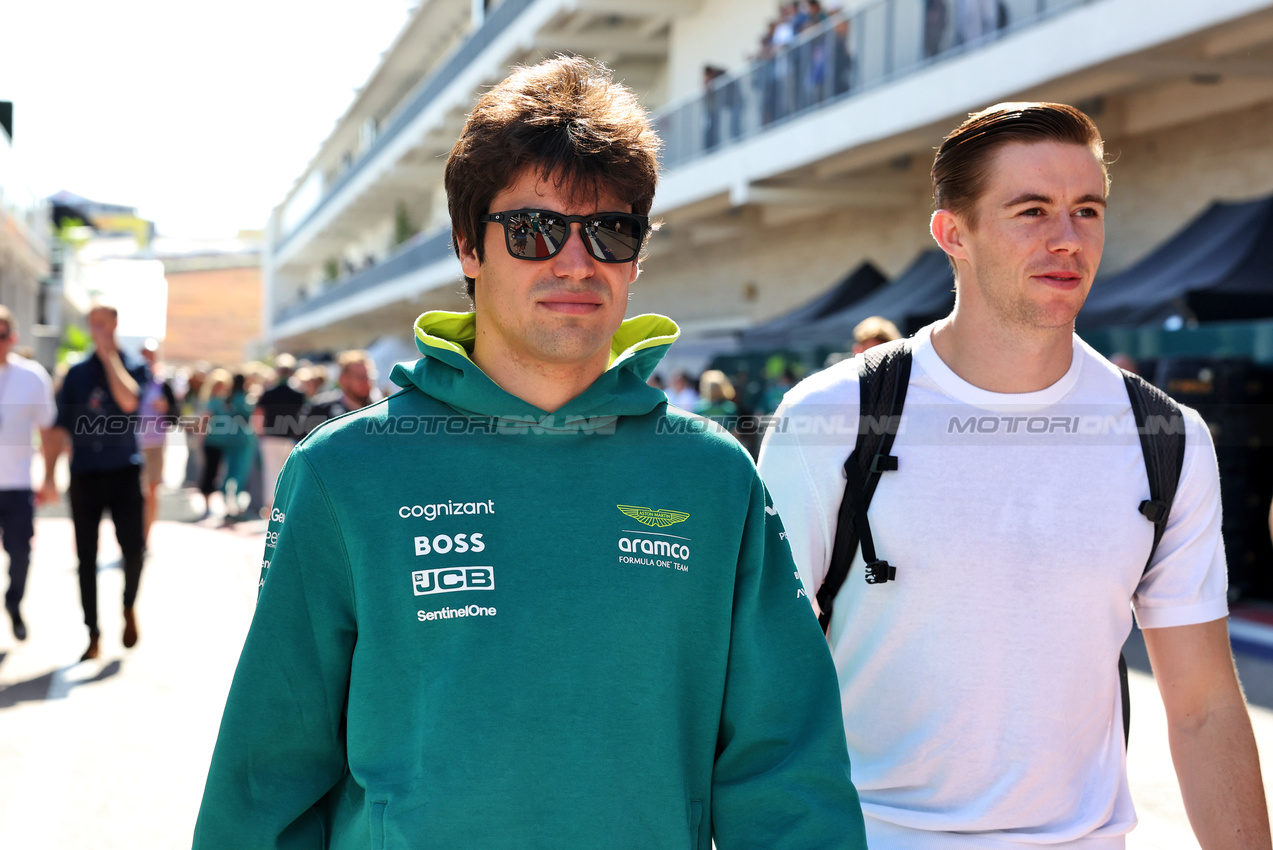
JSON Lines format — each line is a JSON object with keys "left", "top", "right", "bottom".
{"left": 390, "top": 311, "right": 678, "bottom": 432}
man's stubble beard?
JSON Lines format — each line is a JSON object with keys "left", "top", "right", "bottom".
{"left": 973, "top": 259, "right": 1089, "bottom": 333}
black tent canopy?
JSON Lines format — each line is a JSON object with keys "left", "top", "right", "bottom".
{"left": 794, "top": 249, "right": 955, "bottom": 348}
{"left": 1078, "top": 195, "right": 1273, "bottom": 330}
{"left": 735, "top": 261, "right": 887, "bottom": 350}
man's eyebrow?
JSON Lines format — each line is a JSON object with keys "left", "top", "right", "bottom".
{"left": 1003, "top": 193, "right": 1051, "bottom": 208}
{"left": 1002, "top": 192, "right": 1107, "bottom": 207}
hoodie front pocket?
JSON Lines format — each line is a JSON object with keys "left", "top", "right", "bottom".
{"left": 688, "top": 799, "right": 703, "bottom": 850}
{"left": 370, "top": 800, "right": 387, "bottom": 849}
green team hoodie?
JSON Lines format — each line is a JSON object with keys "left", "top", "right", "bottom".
{"left": 194, "top": 312, "right": 865, "bottom": 849}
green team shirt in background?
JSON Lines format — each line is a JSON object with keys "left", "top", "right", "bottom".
{"left": 193, "top": 312, "right": 865, "bottom": 849}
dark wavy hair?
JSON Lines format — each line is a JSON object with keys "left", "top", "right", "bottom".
{"left": 932, "top": 102, "right": 1108, "bottom": 224}
{"left": 444, "top": 55, "right": 661, "bottom": 300}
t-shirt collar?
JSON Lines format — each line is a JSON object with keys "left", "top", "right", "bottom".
{"left": 911, "top": 323, "right": 1083, "bottom": 410}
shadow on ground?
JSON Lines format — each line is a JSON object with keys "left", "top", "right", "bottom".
{"left": 0, "top": 660, "right": 122, "bottom": 708}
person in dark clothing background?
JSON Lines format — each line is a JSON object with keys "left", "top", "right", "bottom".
{"left": 44, "top": 303, "right": 149, "bottom": 661}
{"left": 254, "top": 353, "right": 306, "bottom": 516}
{"left": 297, "top": 349, "right": 377, "bottom": 437}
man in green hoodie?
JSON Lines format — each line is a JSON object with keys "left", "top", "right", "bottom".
{"left": 195, "top": 56, "right": 865, "bottom": 849}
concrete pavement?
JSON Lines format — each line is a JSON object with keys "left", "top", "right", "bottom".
{"left": 0, "top": 470, "right": 1271, "bottom": 847}
{"left": 0, "top": 482, "right": 265, "bottom": 849}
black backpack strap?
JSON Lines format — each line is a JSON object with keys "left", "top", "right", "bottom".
{"left": 1122, "top": 371, "right": 1187, "bottom": 572}
{"left": 817, "top": 338, "right": 913, "bottom": 633}
{"left": 1118, "top": 369, "right": 1187, "bottom": 745}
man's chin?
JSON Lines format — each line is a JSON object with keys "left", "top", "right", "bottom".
{"left": 527, "top": 327, "right": 617, "bottom": 367}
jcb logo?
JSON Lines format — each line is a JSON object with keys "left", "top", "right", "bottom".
{"left": 412, "top": 567, "right": 495, "bottom": 596}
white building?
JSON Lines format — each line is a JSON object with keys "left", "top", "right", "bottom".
{"left": 0, "top": 105, "right": 51, "bottom": 361}
{"left": 262, "top": 0, "right": 1273, "bottom": 364}
{"left": 63, "top": 239, "right": 169, "bottom": 357}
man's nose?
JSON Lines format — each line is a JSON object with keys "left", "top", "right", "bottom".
{"left": 1049, "top": 214, "right": 1082, "bottom": 253}
{"left": 549, "top": 222, "right": 597, "bottom": 276}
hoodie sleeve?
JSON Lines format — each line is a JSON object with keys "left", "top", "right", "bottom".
{"left": 711, "top": 474, "right": 867, "bottom": 849}
{"left": 194, "top": 447, "right": 357, "bottom": 849}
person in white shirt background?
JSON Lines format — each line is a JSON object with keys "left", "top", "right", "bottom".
{"left": 0, "top": 304, "right": 57, "bottom": 642}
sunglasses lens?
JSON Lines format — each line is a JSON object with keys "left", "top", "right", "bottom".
{"left": 500, "top": 210, "right": 643, "bottom": 262}
{"left": 586, "top": 216, "right": 643, "bottom": 262}
{"left": 506, "top": 211, "right": 569, "bottom": 259}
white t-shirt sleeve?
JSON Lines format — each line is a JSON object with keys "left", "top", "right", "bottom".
{"left": 757, "top": 367, "right": 860, "bottom": 613}
{"left": 1133, "top": 406, "right": 1229, "bottom": 630}
{"left": 758, "top": 405, "right": 829, "bottom": 608}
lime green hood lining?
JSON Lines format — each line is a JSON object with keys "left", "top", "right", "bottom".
{"left": 412, "top": 311, "right": 680, "bottom": 369}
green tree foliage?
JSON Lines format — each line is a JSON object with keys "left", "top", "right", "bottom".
{"left": 394, "top": 201, "right": 418, "bottom": 246}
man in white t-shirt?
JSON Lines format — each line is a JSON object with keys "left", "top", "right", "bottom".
{"left": 0, "top": 306, "right": 57, "bottom": 642}
{"left": 758, "top": 103, "right": 1270, "bottom": 847}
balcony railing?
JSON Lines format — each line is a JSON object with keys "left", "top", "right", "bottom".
{"left": 656, "top": 0, "right": 1092, "bottom": 171}
{"left": 273, "top": 0, "right": 535, "bottom": 255}
{"left": 274, "top": 228, "right": 457, "bottom": 326}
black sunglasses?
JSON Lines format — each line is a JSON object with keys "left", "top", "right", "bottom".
{"left": 480, "top": 208, "right": 648, "bottom": 263}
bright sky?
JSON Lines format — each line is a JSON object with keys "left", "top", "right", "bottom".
{"left": 0, "top": 0, "right": 414, "bottom": 238}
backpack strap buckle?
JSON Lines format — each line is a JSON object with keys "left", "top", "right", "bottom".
{"left": 1139, "top": 498, "right": 1169, "bottom": 525}
{"left": 870, "top": 453, "right": 899, "bottom": 474}
{"left": 864, "top": 560, "right": 896, "bottom": 584}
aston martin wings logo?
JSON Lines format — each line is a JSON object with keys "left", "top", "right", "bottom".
{"left": 617, "top": 505, "right": 690, "bottom": 527}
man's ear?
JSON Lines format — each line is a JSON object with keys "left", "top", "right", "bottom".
{"left": 930, "top": 209, "right": 970, "bottom": 263}
{"left": 456, "top": 231, "right": 482, "bottom": 280}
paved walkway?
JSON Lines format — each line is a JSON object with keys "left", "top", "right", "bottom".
{"left": 0, "top": 490, "right": 264, "bottom": 848}
{"left": 0, "top": 467, "right": 1270, "bottom": 846}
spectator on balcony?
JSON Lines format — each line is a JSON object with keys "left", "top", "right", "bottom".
{"left": 953, "top": 0, "right": 997, "bottom": 46}
{"left": 924, "top": 0, "right": 949, "bottom": 58}
{"left": 800, "top": 1, "right": 833, "bottom": 107}
{"left": 703, "top": 64, "right": 728, "bottom": 150}
{"left": 772, "top": 2, "right": 800, "bottom": 120}
{"left": 801, "top": 0, "right": 829, "bottom": 31}
{"left": 832, "top": 12, "right": 854, "bottom": 95}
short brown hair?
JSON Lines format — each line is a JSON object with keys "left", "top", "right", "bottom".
{"left": 0, "top": 305, "right": 13, "bottom": 335}
{"left": 852, "top": 316, "right": 901, "bottom": 346}
{"left": 444, "top": 55, "right": 661, "bottom": 300}
{"left": 932, "top": 102, "right": 1108, "bottom": 221}
{"left": 337, "top": 349, "right": 373, "bottom": 377}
